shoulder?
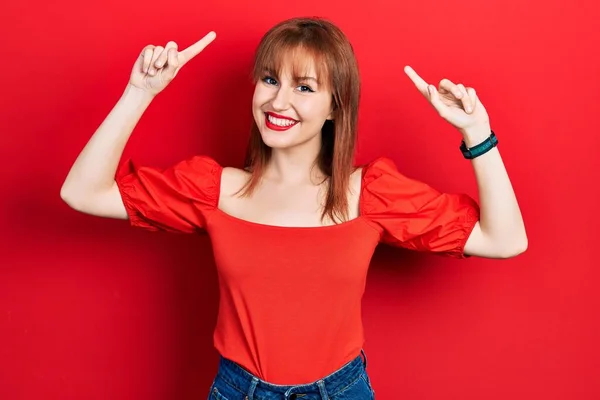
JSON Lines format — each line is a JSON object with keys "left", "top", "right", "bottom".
{"left": 355, "top": 156, "right": 435, "bottom": 215}
{"left": 349, "top": 164, "right": 364, "bottom": 195}
{"left": 359, "top": 156, "right": 399, "bottom": 178}
{"left": 349, "top": 157, "right": 400, "bottom": 197}
{"left": 168, "top": 155, "right": 223, "bottom": 178}
{"left": 220, "top": 165, "right": 251, "bottom": 198}
{"left": 350, "top": 157, "right": 400, "bottom": 190}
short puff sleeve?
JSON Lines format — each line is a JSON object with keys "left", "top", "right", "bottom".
{"left": 115, "top": 155, "right": 222, "bottom": 233}
{"left": 361, "top": 157, "right": 480, "bottom": 258}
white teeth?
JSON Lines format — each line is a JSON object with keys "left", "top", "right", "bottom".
{"left": 267, "top": 114, "right": 297, "bottom": 127}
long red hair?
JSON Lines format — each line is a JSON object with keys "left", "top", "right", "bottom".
{"left": 242, "top": 17, "right": 361, "bottom": 223}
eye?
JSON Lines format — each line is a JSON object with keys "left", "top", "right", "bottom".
{"left": 262, "top": 76, "right": 278, "bottom": 86}
{"left": 297, "top": 85, "right": 315, "bottom": 93}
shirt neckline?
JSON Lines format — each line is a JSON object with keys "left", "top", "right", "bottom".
{"left": 212, "top": 207, "right": 367, "bottom": 231}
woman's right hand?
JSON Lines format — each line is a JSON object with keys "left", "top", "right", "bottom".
{"left": 128, "top": 31, "right": 217, "bottom": 97}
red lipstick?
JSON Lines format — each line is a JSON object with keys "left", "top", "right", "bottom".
{"left": 264, "top": 112, "right": 299, "bottom": 132}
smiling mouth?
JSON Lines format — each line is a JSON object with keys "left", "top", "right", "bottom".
{"left": 264, "top": 112, "right": 299, "bottom": 131}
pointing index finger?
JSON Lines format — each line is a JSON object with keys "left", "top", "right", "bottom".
{"left": 178, "top": 31, "right": 217, "bottom": 66}
{"left": 404, "top": 65, "right": 429, "bottom": 95}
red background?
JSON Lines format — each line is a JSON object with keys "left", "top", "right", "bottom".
{"left": 2, "top": 0, "right": 599, "bottom": 399}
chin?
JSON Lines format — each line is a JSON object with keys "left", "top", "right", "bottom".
{"left": 259, "top": 127, "right": 297, "bottom": 149}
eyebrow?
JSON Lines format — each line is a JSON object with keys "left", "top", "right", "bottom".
{"left": 295, "top": 76, "right": 318, "bottom": 83}
{"left": 264, "top": 69, "right": 319, "bottom": 84}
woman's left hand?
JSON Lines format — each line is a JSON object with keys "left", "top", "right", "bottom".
{"left": 403, "top": 65, "right": 490, "bottom": 135}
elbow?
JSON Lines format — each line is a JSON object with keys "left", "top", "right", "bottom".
{"left": 60, "top": 183, "right": 69, "bottom": 200}
{"left": 60, "top": 183, "right": 86, "bottom": 211}
{"left": 498, "top": 235, "right": 528, "bottom": 258}
{"left": 60, "top": 184, "right": 77, "bottom": 209}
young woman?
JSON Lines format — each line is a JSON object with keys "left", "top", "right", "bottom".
{"left": 61, "top": 17, "right": 527, "bottom": 400}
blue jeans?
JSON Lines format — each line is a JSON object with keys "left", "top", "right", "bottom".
{"left": 208, "top": 349, "right": 375, "bottom": 399}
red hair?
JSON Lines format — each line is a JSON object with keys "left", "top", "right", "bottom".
{"left": 242, "top": 17, "right": 361, "bottom": 223}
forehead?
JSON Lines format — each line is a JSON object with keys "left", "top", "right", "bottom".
{"left": 260, "top": 45, "right": 329, "bottom": 85}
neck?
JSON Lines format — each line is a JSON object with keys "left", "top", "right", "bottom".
{"left": 265, "top": 137, "right": 326, "bottom": 185}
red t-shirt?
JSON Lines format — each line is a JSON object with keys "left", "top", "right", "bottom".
{"left": 115, "top": 155, "right": 479, "bottom": 385}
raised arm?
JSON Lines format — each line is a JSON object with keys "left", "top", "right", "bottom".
{"left": 60, "top": 32, "right": 217, "bottom": 219}
{"left": 403, "top": 65, "right": 527, "bottom": 258}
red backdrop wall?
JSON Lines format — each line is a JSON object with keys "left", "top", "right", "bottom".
{"left": 2, "top": 0, "right": 598, "bottom": 399}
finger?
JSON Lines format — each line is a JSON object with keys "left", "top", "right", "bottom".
{"left": 403, "top": 65, "right": 429, "bottom": 96}
{"left": 457, "top": 83, "right": 472, "bottom": 113}
{"left": 466, "top": 87, "right": 478, "bottom": 112}
{"left": 427, "top": 84, "right": 449, "bottom": 117}
{"left": 142, "top": 46, "right": 154, "bottom": 74}
{"left": 178, "top": 31, "right": 217, "bottom": 67}
{"left": 164, "top": 47, "right": 180, "bottom": 77}
{"left": 148, "top": 46, "right": 164, "bottom": 76}
{"left": 439, "top": 78, "right": 464, "bottom": 99}
{"left": 156, "top": 41, "right": 178, "bottom": 69}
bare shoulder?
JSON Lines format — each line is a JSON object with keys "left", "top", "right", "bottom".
{"left": 350, "top": 166, "right": 363, "bottom": 194}
{"left": 220, "top": 166, "right": 251, "bottom": 198}
{"left": 348, "top": 166, "right": 363, "bottom": 216}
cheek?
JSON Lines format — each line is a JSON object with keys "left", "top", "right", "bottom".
{"left": 251, "top": 86, "right": 262, "bottom": 109}
{"left": 252, "top": 84, "right": 272, "bottom": 109}
{"left": 295, "top": 97, "right": 332, "bottom": 122}
{"left": 252, "top": 88, "right": 265, "bottom": 126}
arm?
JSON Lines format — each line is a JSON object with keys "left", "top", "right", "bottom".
{"left": 60, "top": 32, "right": 216, "bottom": 218}
{"left": 60, "top": 85, "right": 153, "bottom": 219}
{"left": 462, "top": 127, "right": 528, "bottom": 258}
{"left": 403, "top": 65, "right": 527, "bottom": 259}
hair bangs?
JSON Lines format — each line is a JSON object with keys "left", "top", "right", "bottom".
{"left": 253, "top": 38, "right": 331, "bottom": 89}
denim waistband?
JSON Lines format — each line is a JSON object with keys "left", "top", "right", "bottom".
{"left": 214, "top": 349, "right": 368, "bottom": 399}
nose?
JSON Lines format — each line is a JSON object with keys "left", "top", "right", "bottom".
{"left": 271, "top": 86, "right": 293, "bottom": 111}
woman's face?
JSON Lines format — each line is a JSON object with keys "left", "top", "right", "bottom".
{"left": 252, "top": 55, "right": 334, "bottom": 151}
